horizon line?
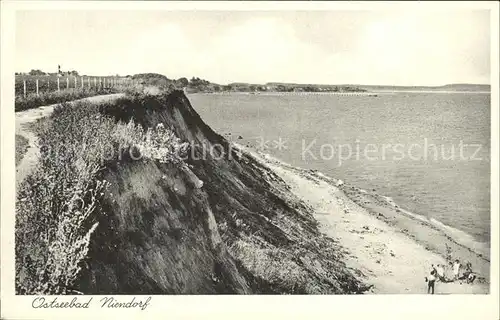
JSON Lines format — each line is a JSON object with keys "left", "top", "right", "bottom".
{"left": 14, "top": 71, "right": 491, "bottom": 88}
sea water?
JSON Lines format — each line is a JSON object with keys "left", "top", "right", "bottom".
{"left": 189, "top": 92, "right": 491, "bottom": 249}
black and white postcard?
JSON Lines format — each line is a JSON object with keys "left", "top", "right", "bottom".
{"left": 1, "top": 1, "right": 499, "bottom": 319}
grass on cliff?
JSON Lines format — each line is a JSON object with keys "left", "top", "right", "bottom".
{"left": 14, "top": 80, "right": 152, "bottom": 112}
{"left": 15, "top": 88, "right": 119, "bottom": 112}
{"left": 15, "top": 93, "right": 186, "bottom": 294}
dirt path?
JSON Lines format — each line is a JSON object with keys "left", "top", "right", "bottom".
{"left": 15, "top": 94, "right": 124, "bottom": 190}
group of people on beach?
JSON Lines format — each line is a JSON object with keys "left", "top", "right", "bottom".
{"left": 425, "top": 259, "right": 477, "bottom": 294}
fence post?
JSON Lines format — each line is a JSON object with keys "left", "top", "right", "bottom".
{"left": 104, "top": 78, "right": 106, "bottom": 88}
{"left": 57, "top": 78, "right": 60, "bottom": 91}
{"left": 66, "top": 77, "right": 69, "bottom": 89}
{"left": 23, "top": 80, "right": 26, "bottom": 97}
{"left": 74, "top": 77, "right": 77, "bottom": 88}
{"left": 36, "top": 79, "right": 39, "bottom": 96}
{"left": 47, "top": 79, "right": 50, "bottom": 91}
{"left": 94, "top": 77, "right": 97, "bottom": 88}
{"left": 81, "top": 77, "right": 84, "bottom": 89}
{"left": 88, "top": 77, "right": 90, "bottom": 88}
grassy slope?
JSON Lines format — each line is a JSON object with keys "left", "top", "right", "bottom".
{"left": 15, "top": 88, "right": 118, "bottom": 112}
{"left": 76, "top": 91, "right": 368, "bottom": 294}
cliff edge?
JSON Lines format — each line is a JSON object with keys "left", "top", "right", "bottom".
{"left": 76, "top": 91, "right": 368, "bottom": 294}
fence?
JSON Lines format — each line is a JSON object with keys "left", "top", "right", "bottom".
{"left": 15, "top": 75, "right": 139, "bottom": 97}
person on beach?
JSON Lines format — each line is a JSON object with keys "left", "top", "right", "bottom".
{"left": 436, "top": 264, "right": 446, "bottom": 282}
{"left": 425, "top": 269, "right": 437, "bottom": 294}
{"left": 462, "top": 262, "right": 477, "bottom": 284}
{"left": 431, "top": 264, "right": 438, "bottom": 276}
{"left": 453, "top": 259, "right": 461, "bottom": 281}
{"left": 466, "top": 272, "right": 477, "bottom": 284}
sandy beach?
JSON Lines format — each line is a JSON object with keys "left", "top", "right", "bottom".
{"left": 247, "top": 147, "right": 490, "bottom": 294}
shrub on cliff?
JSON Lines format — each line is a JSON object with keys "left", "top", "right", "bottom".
{"left": 16, "top": 101, "right": 114, "bottom": 294}
{"left": 15, "top": 88, "right": 116, "bottom": 112}
{"left": 112, "top": 120, "right": 189, "bottom": 164}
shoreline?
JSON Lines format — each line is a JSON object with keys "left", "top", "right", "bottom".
{"left": 340, "top": 184, "right": 491, "bottom": 277}
{"left": 239, "top": 144, "right": 490, "bottom": 293}
{"left": 365, "top": 192, "right": 490, "bottom": 260}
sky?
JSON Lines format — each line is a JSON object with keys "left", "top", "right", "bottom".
{"left": 15, "top": 10, "right": 491, "bottom": 86}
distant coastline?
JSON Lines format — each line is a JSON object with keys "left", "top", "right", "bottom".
{"left": 193, "top": 90, "right": 490, "bottom": 96}
{"left": 356, "top": 83, "right": 491, "bottom": 93}
{"left": 17, "top": 71, "right": 490, "bottom": 94}
{"left": 188, "top": 81, "right": 491, "bottom": 94}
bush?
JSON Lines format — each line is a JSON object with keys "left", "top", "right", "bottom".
{"left": 113, "top": 120, "right": 188, "bottom": 164}
{"left": 16, "top": 101, "right": 115, "bottom": 294}
{"left": 15, "top": 88, "right": 116, "bottom": 112}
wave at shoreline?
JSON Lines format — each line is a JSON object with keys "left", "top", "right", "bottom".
{"left": 377, "top": 195, "right": 490, "bottom": 260}
{"left": 242, "top": 144, "right": 490, "bottom": 292}
{"left": 244, "top": 145, "right": 490, "bottom": 264}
